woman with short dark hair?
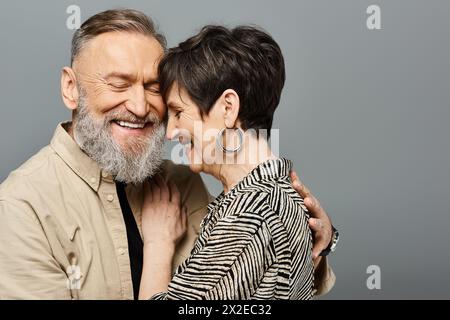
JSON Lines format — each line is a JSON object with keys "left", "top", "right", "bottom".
{"left": 139, "top": 25, "right": 314, "bottom": 300}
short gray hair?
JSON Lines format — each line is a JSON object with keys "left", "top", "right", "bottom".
{"left": 71, "top": 8, "right": 167, "bottom": 65}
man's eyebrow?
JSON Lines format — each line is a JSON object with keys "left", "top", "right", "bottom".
{"left": 102, "top": 72, "right": 136, "bottom": 82}
{"left": 144, "top": 78, "right": 159, "bottom": 86}
{"left": 101, "top": 72, "right": 159, "bottom": 86}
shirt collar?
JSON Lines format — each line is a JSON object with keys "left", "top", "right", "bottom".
{"left": 206, "top": 158, "right": 293, "bottom": 212}
{"left": 50, "top": 122, "right": 103, "bottom": 192}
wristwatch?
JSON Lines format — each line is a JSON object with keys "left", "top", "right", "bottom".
{"left": 319, "top": 226, "right": 339, "bottom": 257}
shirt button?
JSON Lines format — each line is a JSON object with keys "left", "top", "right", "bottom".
{"left": 118, "top": 248, "right": 126, "bottom": 255}
{"left": 107, "top": 194, "right": 114, "bottom": 202}
{"left": 101, "top": 171, "right": 109, "bottom": 178}
{"left": 90, "top": 177, "right": 96, "bottom": 184}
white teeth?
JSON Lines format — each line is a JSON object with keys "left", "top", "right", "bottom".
{"left": 117, "top": 121, "right": 145, "bottom": 129}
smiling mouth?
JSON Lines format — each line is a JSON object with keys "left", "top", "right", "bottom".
{"left": 113, "top": 120, "right": 151, "bottom": 129}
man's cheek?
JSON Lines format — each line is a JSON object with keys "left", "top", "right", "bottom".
{"left": 147, "top": 96, "right": 166, "bottom": 120}
{"left": 92, "top": 93, "right": 127, "bottom": 116}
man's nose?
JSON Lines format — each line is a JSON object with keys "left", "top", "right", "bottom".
{"left": 125, "top": 85, "right": 148, "bottom": 119}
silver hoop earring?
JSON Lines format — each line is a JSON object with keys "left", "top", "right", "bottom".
{"left": 216, "top": 128, "right": 244, "bottom": 153}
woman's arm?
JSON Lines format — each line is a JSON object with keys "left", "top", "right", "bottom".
{"left": 139, "top": 243, "right": 174, "bottom": 300}
{"left": 153, "top": 209, "right": 276, "bottom": 300}
{"left": 139, "top": 175, "right": 187, "bottom": 300}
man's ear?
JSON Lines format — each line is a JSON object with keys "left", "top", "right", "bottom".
{"left": 61, "top": 67, "right": 79, "bottom": 111}
{"left": 221, "top": 89, "right": 240, "bottom": 128}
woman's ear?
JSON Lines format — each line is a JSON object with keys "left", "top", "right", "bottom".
{"left": 61, "top": 67, "right": 80, "bottom": 111}
{"left": 221, "top": 89, "right": 240, "bottom": 128}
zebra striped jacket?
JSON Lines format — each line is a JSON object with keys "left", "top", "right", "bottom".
{"left": 152, "top": 158, "right": 314, "bottom": 300}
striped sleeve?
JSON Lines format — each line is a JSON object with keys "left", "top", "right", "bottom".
{"left": 151, "top": 211, "right": 276, "bottom": 300}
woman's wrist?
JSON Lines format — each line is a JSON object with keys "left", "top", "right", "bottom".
{"left": 143, "top": 240, "right": 176, "bottom": 256}
{"left": 140, "top": 240, "right": 175, "bottom": 300}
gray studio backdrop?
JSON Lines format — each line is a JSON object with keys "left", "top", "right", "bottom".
{"left": 1, "top": 0, "right": 449, "bottom": 299}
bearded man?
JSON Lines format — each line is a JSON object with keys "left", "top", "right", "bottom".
{"left": 0, "top": 9, "right": 336, "bottom": 300}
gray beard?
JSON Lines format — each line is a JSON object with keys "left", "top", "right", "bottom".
{"left": 72, "top": 93, "right": 165, "bottom": 184}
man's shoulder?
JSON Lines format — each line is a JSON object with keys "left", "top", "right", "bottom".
{"left": 160, "top": 159, "right": 208, "bottom": 194}
{"left": 160, "top": 160, "right": 212, "bottom": 211}
{"left": 160, "top": 159, "right": 195, "bottom": 178}
{"left": 0, "top": 144, "right": 59, "bottom": 199}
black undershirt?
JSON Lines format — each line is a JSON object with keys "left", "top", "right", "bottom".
{"left": 116, "top": 181, "right": 143, "bottom": 300}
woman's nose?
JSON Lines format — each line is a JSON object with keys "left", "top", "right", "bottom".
{"left": 166, "top": 118, "right": 178, "bottom": 140}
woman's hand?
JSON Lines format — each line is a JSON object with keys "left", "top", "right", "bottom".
{"left": 141, "top": 175, "right": 187, "bottom": 250}
{"left": 139, "top": 175, "right": 188, "bottom": 299}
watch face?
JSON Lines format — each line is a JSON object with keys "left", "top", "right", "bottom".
{"left": 330, "top": 230, "right": 339, "bottom": 252}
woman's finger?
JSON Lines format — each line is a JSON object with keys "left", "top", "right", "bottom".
{"left": 150, "top": 177, "right": 161, "bottom": 201}
{"left": 182, "top": 206, "right": 188, "bottom": 230}
{"left": 168, "top": 179, "right": 181, "bottom": 205}
{"left": 143, "top": 180, "right": 153, "bottom": 203}
{"left": 156, "top": 174, "right": 170, "bottom": 202}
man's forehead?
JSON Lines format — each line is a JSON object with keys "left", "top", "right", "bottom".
{"left": 77, "top": 32, "right": 163, "bottom": 74}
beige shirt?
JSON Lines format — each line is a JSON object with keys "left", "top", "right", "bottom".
{"left": 0, "top": 122, "right": 334, "bottom": 299}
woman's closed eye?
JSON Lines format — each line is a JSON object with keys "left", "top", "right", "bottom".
{"left": 168, "top": 108, "right": 182, "bottom": 119}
